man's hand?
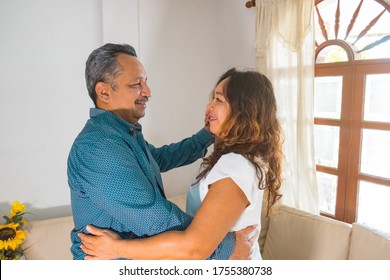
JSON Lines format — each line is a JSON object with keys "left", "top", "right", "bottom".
{"left": 204, "top": 104, "right": 211, "bottom": 133}
{"left": 229, "top": 225, "right": 257, "bottom": 260}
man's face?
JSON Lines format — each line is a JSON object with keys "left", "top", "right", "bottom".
{"left": 101, "top": 53, "right": 151, "bottom": 125}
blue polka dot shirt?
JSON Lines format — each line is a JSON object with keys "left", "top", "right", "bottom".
{"left": 67, "top": 108, "right": 234, "bottom": 259}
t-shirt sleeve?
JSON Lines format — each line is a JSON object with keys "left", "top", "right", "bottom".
{"left": 201, "top": 153, "right": 256, "bottom": 204}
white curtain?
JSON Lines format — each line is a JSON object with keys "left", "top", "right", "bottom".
{"left": 255, "top": 0, "right": 319, "bottom": 213}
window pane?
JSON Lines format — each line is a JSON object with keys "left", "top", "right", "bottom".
{"left": 314, "top": 76, "right": 342, "bottom": 119}
{"left": 316, "top": 45, "right": 348, "bottom": 63}
{"left": 357, "top": 181, "right": 390, "bottom": 233}
{"left": 364, "top": 74, "right": 390, "bottom": 122}
{"left": 361, "top": 129, "right": 390, "bottom": 179}
{"left": 315, "top": 0, "right": 390, "bottom": 60}
{"left": 356, "top": 37, "right": 390, "bottom": 60}
{"left": 314, "top": 125, "right": 339, "bottom": 168}
{"left": 317, "top": 172, "right": 337, "bottom": 215}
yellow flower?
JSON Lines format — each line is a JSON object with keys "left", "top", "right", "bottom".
{"left": 1, "top": 201, "right": 29, "bottom": 259}
{"left": 0, "top": 222, "right": 26, "bottom": 251}
{"left": 10, "top": 201, "right": 26, "bottom": 217}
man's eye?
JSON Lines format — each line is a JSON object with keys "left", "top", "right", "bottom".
{"left": 129, "top": 82, "right": 141, "bottom": 88}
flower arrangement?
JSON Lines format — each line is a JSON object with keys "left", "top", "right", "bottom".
{"left": 0, "top": 201, "right": 28, "bottom": 260}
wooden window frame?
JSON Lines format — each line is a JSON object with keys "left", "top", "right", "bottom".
{"left": 314, "top": 0, "right": 390, "bottom": 225}
{"left": 315, "top": 57, "right": 390, "bottom": 223}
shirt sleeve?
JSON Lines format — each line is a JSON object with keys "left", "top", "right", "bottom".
{"left": 201, "top": 153, "right": 256, "bottom": 205}
{"left": 148, "top": 128, "right": 214, "bottom": 172}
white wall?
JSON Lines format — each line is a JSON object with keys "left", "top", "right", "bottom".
{"left": 0, "top": 0, "right": 256, "bottom": 220}
{"left": 140, "top": 0, "right": 256, "bottom": 197}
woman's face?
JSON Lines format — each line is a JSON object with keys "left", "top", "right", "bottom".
{"left": 206, "top": 78, "right": 231, "bottom": 137}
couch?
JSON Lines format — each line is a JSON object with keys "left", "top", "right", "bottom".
{"left": 22, "top": 195, "right": 390, "bottom": 260}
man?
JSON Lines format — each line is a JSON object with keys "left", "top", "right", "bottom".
{"left": 67, "top": 43, "right": 251, "bottom": 260}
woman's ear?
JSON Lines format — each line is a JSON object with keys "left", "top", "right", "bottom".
{"left": 95, "top": 82, "right": 111, "bottom": 104}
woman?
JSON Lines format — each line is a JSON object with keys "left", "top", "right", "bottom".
{"left": 79, "top": 68, "right": 283, "bottom": 260}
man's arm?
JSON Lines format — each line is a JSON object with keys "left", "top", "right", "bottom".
{"left": 149, "top": 128, "right": 213, "bottom": 172}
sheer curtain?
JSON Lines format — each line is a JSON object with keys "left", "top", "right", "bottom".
{"left": 255, "top": 0, "right": 319, "bottom": 213}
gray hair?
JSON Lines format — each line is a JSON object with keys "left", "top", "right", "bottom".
{"left": 85, "top": 43, "right": 137, "bottom": 106}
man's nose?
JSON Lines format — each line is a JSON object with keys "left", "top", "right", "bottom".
{"left": 140, "top": 82, "right": 152, "bottom": 97}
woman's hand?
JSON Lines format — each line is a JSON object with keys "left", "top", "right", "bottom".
{"left": 78, "top": 225, "right": 122, "bottom": 260}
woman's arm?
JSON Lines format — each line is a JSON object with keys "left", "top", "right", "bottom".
{"left": 79, "top": 177, "right": 249, "bottom": 259}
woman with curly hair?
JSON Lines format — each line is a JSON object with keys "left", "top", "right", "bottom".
{"left": 79, "top": 68, "right": 283, "bottom": 260}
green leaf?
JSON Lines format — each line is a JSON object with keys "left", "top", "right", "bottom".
{"left": 12, "top": 215, "right": 23, "bottom": 223}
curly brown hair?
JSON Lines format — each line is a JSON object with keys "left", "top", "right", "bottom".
{"left": 197, "top": 68, "right": 283, "bottom": 216}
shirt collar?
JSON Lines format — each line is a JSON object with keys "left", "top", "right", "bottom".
{"left": 89, "top": 108, "right": 143, "bottom": 134}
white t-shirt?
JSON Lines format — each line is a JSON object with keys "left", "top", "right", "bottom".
{"left": 187, "top": 152, "right": 265, "bottom": 259}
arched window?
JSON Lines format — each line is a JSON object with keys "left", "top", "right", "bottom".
{"left": 314, "top": 0, "right": 390, "bottom": 232}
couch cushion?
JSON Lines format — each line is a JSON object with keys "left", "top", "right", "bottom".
{"left": 168, "top": 194, "right": 186, "bottom": 211}
{"left": 348, "top": 223, "right": 390, "bottom": 260}
{"left": 258, "top": 197, "right": 270, "bottom": 254}
{"left": 262, "top": 205, "right": 352, "bottom": 259}
{"left": 22, "top": 216, "right": 74, "bottom": 260}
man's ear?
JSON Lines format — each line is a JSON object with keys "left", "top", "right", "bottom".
{"left": 95, "top": 82, "right": 111, "bottom": 104}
